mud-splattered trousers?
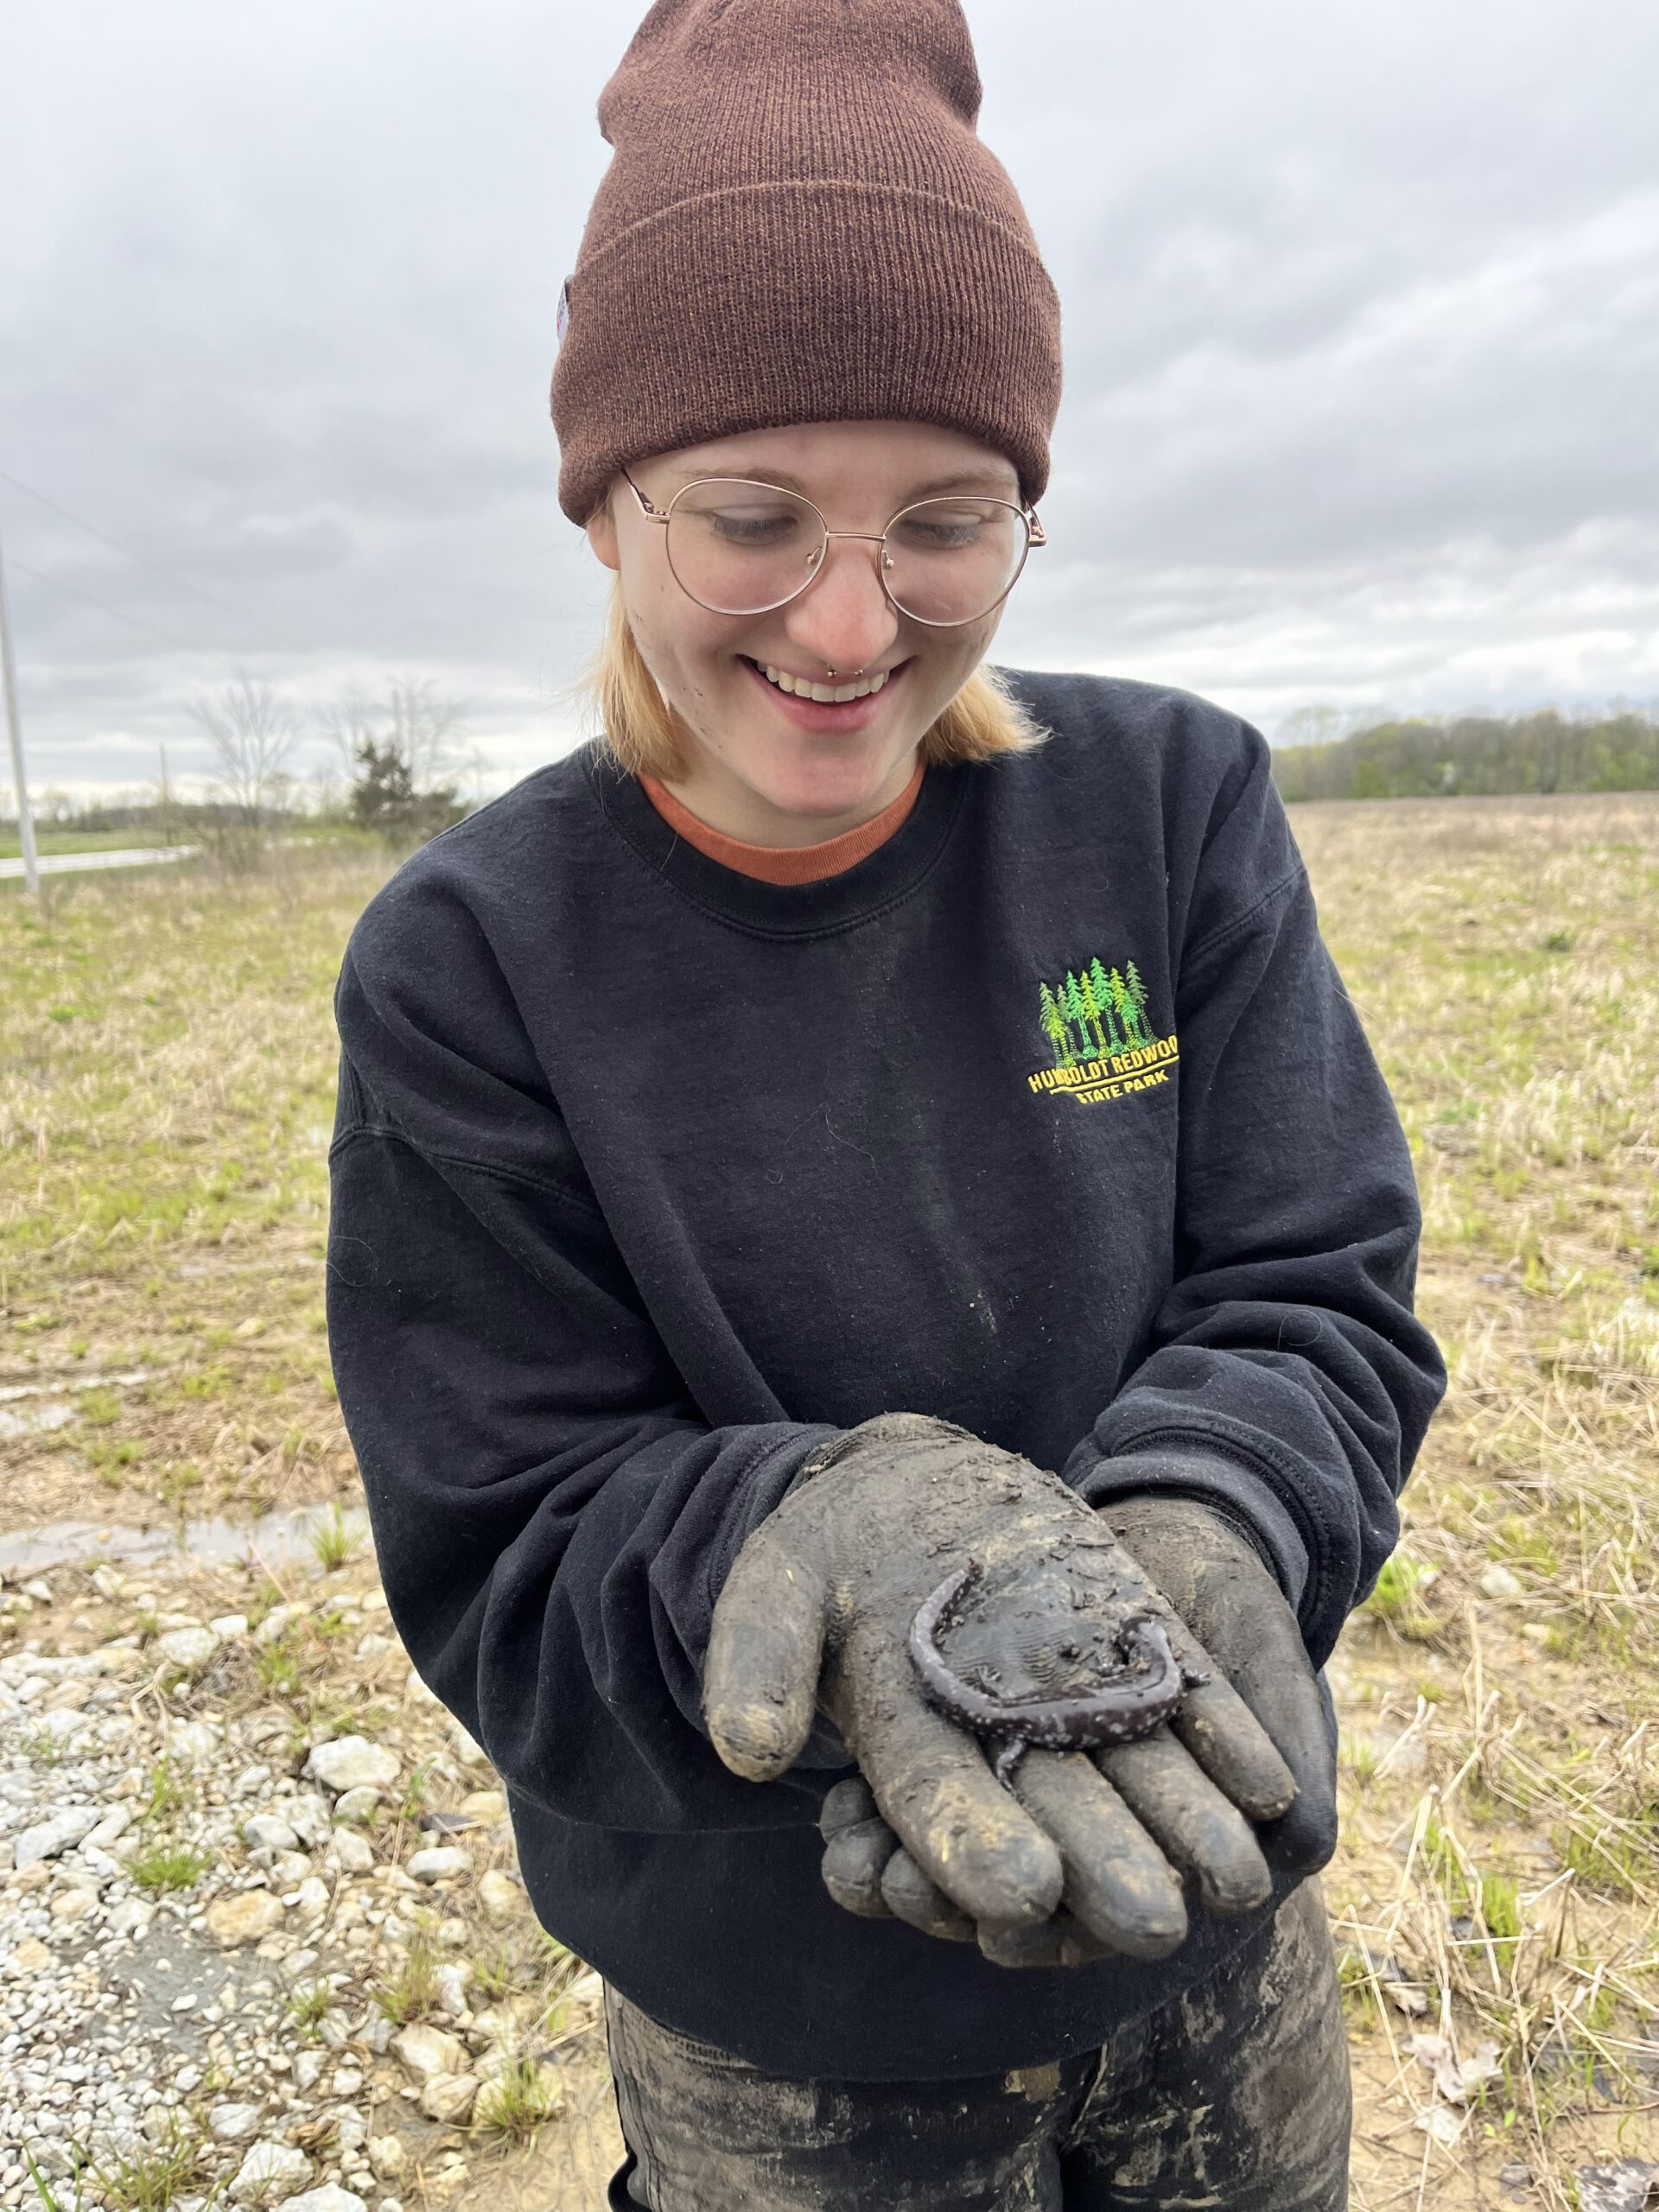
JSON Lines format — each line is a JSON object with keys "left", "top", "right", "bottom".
{"left": 602, "top": 1878, "right": 1349, "bottom": 2211}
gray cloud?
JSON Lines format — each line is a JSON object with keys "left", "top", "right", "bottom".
{"left": 3, "top": 0, "right": 1655, "bottom": 799}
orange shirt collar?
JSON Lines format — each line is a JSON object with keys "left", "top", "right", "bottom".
{"left": 639, "top": 760, "right": 925, "bottom": 886}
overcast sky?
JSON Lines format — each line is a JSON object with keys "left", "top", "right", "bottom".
{"left": 3, "top": 0, "right": 1656, "bottom": 801}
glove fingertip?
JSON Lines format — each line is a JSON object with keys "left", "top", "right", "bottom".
{"left": 978, "top": 1909, "right": 1113, "bottom": 1971}
{"left": 706, "top": 1684, "right": 817, "bottom": 1782}
{"left": 1263, "top": 1791, "right": 1339, "bottom": 1876}
{"left": 880, "top": 1849, "right": 976, "bottom": 1942}
{"left": 822, "top": 1818, "right": 899, "bottom": 1918}
{"left": 819, "top": 1776, "right": 879, "bottom": 1839}
{"left": 705, "top": 1554, "right": 827, "bottom": 1781}
{"left": 1172, "top": 1682, "right": 1300, "bottom": 1821}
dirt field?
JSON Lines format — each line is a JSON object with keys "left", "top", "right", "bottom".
{"left": 3, "top": 791, "right": 1657, "bottom": 2209}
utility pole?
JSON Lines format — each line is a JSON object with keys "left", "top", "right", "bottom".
{"left": 0, "top": 528, "right": 41, "bottom": 901}
{"left": 159, "top": 741, "right": 173, "bottom": 849}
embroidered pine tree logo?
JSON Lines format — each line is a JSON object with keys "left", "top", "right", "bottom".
{"left": 1029, "top": 953, "right": 1176, "bottom": 1106}
{"left": 1037, "top": 957, "right": 1155, "bottom": 1069}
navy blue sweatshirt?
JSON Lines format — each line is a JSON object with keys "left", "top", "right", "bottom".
{"left": 326, "top": 671, "right": 1445, "bottom": 2080}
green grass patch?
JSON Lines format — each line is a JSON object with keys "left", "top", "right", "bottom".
{"left": 308, "top": 1502, "right": 364, "bottom": 1572}
{"left": 1554, "top": 1820, "right": 1659, "bottom": 1900}
{"left": 1359, "top": 1551, "right": 1440, "bottom": 1641}
{"left": 286, "top": 1980, "right": 335, "bottom": 2035}
{"left": 141, "top": 1757, "right": 193, "bottom": 1821}
{"left": 372, "top": 1920, "right": 442, "bottom": 2025}
{"left": 473, "top": 2054, "right": 563, "bottom": 2137}
{"left": 86, "top": 2112, "right": 214, "bottom": 2212}
{"left": 254, "top": 1637, "right": 304, "bottom": 1699}
{"left": 130, "top": 1841, "right": 210, "bottom": 1894}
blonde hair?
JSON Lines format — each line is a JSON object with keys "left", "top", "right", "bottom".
{"left": 577, "top": 574, "right": 1049, "bottom": 780}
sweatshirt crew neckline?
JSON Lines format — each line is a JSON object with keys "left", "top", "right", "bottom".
{"left": 638, "top": 760, "right": 925, "bottom": 886}
{"left": 588, "top": 745, "right": 965, "bottom": 938}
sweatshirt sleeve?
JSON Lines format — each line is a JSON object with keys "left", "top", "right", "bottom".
{"left": 326, "top": 878, "right": 840, "bottom": 1834}
{"left": 1064, "top": 723, "right": 1446, "bottom": 1668}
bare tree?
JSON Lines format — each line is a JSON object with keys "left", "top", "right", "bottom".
{"left": 385, "top": 676, "right": 462, "bottom": 793}
{"left": 317, "top": 683, "right": 377, "bottom": 789}
{"left": 318, "top": 676, "right": 468, "bottom": 847}
{"left": 460, "top": 739, "right": 492, "bottom": 810}
{"left": 191, "top": 674, "right": 296, "bottom": 826}
{"left": 319, "top": 676, "right": 465, "bottom": 794}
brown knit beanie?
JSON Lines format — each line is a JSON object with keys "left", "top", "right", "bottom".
{"left": 550, "top": 0, "right": 1062, "bottom": 525}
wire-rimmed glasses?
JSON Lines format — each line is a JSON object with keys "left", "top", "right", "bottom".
{"left": 620, "top": 466, "right": 1046, "bottom": 627}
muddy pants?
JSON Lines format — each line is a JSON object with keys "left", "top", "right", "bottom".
{"left": 603, "top": 1878, "right": 1349, "bottom": 2211}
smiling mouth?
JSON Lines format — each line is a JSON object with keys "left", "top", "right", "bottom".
{"left": 741, "top": 657, "right": 901, "bottom": 703}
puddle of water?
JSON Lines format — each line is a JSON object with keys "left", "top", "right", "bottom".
{"left": 0, "top": 1365, "right": 167, "bottom": 1438}
{"left": 0, "top": 1503, "right": 369, "bottom": 1576}
{"left": 0, "top": 1402, "right": 77, "bottom": 1440}
{"left": 0, "top": 1369, "right": 156, "bottom": 1404}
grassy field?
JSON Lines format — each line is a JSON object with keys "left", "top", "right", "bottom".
{"left": 0, "top": 847, "right": 389, "bottom": 1523}
{"left": 3, "top": 795, "right": 1657, "bottom": 2206}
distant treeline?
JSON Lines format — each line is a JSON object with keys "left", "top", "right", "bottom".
{"left": 0, "top": 798, "right": 320, "bottom": 836}
{"left": 1272, "top": 710, "right": 1659, "bottom": 803}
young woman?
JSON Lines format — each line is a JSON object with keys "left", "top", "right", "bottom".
{"left": 326, "top": 4, "right": 1445, "bottom": 2205}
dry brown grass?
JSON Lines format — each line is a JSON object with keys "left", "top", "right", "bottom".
{"left": 1298, "top": 792, "right": 1659, "bottom": 2208}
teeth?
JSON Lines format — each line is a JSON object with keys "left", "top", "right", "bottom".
{"left": 760, "top": 664, "right": 890, "bottom": 703}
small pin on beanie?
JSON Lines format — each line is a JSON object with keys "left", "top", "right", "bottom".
{"left": 550, "top": 0, "right": 1063, "bottom": 525}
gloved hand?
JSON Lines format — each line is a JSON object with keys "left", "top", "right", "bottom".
{"left": 814, "top": 1489, "right": 1338, "bottom": 1967}
{"left": 703, "top": 1416, "right": 1300, "bottom": 1962}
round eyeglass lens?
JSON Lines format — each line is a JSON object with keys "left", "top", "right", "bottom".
{"left": 663, "top": 482, "right": 1032, "bottom": 622}
{"left": 881, "top": 498, "right": 1030, "bottom": 625}
{"left": 664, "top": 480, "right": 825, "bottom": 616}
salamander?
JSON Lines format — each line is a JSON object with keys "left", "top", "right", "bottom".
{"left": 907, "top": 1561, "right": 1198, "bottom": 1787}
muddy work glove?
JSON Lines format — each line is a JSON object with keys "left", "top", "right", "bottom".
{"left": 703, "top": 1416, "right": 1299, "bottom": 1962}
{"left": 817, "top": 1488, "right": 1338, "bottom": 1967}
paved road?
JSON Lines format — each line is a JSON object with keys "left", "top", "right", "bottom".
{"left": 0, "top": 844, "right": 195, "bottom": 880}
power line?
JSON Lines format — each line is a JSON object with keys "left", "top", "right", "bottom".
{"left": 0, "top": 464, "right": 301, "bottom": 653}
{"left": 8, "top": 558, "right": 200, "bottom": 652}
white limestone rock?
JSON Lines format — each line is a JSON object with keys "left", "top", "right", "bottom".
{"left": 477, "top": 1869, "right": 527, "bottom": 1924}
{"left": 406, "top": 1847, "right": 467, "bottom": 1885}
{"left": 206, "top": 1891, "right": 287, "bottom": 1948}
{"left": 156, "top": 1626, "right": 220, "bottom": 1670}
{"left": 282, "top": 2190, "right": 366, "bottom": 2212}
{"left": 391, "top": 2022, "right": 467, "bottom": 2081}
{"left": 303, "top": 1738, "right": 398, "bottom": 1795}
{"left": 13, "top": 1806, "right": 99, "bottom": 1867}
{"left": 419, "top": 2074, "right": 480, "bottom": 2125}
{"left": 228, "top": 2140, "right": 314, "bottom": 2205}
{"left": 243, "top": 1815, "right": 302, "bottom": 1853}
{"left": 208, "top": 2104, "right": 265, "bottom": 2144}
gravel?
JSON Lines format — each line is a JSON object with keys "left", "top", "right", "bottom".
{"left": 0, "top": 1552, "right": 603, "bottom": 2210}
